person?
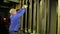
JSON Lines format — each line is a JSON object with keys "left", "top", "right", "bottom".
{"left": 1, "top": 16, "right": 9, "bottom": 34}
{"left": 9, "top": 5, "right": 27, "bottom": 34}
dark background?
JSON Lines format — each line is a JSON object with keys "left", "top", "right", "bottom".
{"left": 0, "top": 0, "right": 19, "bottom": 34}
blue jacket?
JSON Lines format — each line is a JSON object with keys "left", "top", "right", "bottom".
{"left": 9, "top": 8, "right": 26, "bottom": 32}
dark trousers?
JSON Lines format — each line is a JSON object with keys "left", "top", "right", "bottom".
{"left": 9, "top": 31, "right": 18, "bottom": 34}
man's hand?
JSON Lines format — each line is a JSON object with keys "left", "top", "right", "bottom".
{"left": 22, "top": 5, "right": 28, "bottom": 8}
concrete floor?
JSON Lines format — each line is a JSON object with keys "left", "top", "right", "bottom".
{"left": 18, "top": 30, "right": 30, "bottom": 34}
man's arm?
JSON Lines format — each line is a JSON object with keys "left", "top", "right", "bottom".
{"left": 17, "top": 5, "right": 27, "bottom": 17}
{"left": 17, "top": 5, "right": 27, "bottom": 13}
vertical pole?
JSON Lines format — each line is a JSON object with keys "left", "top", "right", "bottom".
{"left": 50, "top": 0, "right": 58, "bottom": 34}
{"left": 23, "top": 0, "right": 25, "bottom": 33}
{"left": 45, "top": 0, "right": 50, "bottom": 34}
{"left": 37, "top": 0, "right": 40, "bottom": 34}
{"left": 25, "top": 0, "right": 28, "bottom": 33}
{"left": 33, "top": 0, "right": 37, "bottom": 34}
{"left": 27, "top": 0, "right": 32, "bottom": 33}
{"left": 27, "top": 0, "right": 29, "bottom": 33}
{"left": 58, "top": 0, "right": 60, "bottom": 34}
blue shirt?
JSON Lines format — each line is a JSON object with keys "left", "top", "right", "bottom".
{"left": 9, "top": 8, "right": 26, "bottom": 31}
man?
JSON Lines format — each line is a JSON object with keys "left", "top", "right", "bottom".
{"left": 9, "top": 5, "right": 27, "bottom": 34}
